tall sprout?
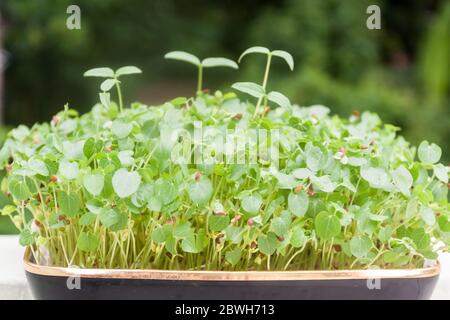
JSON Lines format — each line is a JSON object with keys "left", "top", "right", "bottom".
{"left": 164, "top": 51, "right": 238, "bottom": 93}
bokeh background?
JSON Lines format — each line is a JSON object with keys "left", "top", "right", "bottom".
{"left": 0, "top": 0, "right": 449, "bottom": 233}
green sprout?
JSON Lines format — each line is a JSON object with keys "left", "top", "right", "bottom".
{"left": 232, "top": 46, "right": 294, "bottom": 118}
{"left": 84, "top": 66, "right": 142, "bottom": 113}
{"left": 1, "top": 47, "right": 448, "bottom": 272}
{"left": 164, "top": 51, "right": 238, "bottom": 93}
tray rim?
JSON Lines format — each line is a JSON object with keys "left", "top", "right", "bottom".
{"left": 23, "top": 248, "right": 441, "bottom": 281}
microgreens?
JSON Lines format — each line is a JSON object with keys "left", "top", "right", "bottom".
{"left": 84, "top": 66, "right": 142, "bottom": 112}
{"left": 164, "top": 51, "right": 238, "bottom": 93}
{"left": 232, "top": 46, "right": 294, "bottom": 118}
{"left": 0, "top": 49, "right": 448, "bottom": 272}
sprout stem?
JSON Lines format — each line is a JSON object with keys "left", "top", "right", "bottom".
{"left": 115, "top": 80, "right": 123, "bottom": 113}
{"left": 261, "top": 53, "right": 272, "bottom": 91}
{"left": 254, "top": 53, "right": 272, "bottom": 118}
{"left": 197, "top": 65, "right": 203, "bottom": 93}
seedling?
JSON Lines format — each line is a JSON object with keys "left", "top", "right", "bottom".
{"left": 232, "top": 46, "right": 294, "bottom": 117}
{"left": 164, "top": 51, "right": 238, "bottom": 93}
{"left": 84, "top": 66, "right": 142, "bottom": 112}
{"left": 1, "top": 49, "right": 448, "bottom": 272}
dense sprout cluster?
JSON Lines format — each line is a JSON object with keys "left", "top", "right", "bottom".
{"left": 0, "top": 89, "right": 448, "bottom": 271}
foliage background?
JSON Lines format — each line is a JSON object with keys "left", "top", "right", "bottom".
{"left": 0, "top": 0, "right": 448, "bottom": 233}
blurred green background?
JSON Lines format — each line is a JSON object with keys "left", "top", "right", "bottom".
{"left": 0, "top": 0, "right": 449, "bottom": 233}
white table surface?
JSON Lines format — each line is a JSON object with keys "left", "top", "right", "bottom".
{"left": 0, "top": 235, "right": 448, "bottom": 300}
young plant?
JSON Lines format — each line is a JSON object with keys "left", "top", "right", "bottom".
{"left": 1, "top": 50, "right": 448, "bottom": 272}
{"left": 164, "top": 51, "right": 238, "bottom": 93}
{"left": 84, "top": 66, "right": 142, "bottom": 112}
{"left": 232, "top": 46, "right": 294, "bottom": 117}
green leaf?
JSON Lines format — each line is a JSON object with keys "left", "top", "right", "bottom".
{"left": 181, "top": 232, "right": 205, "bottom": 254}
{"left": 437, "top": 215, "right": 450, "bottom": 232}
{"left": 310, "top": 175, "right": 336, "bottom": 193}
{"left": 112, "top": 169, "right": 141, "bottom": 198}
{"left": 99, "top": 92, "right": 110, "bottom": 108}
{"left": 19, "top": 229, "right": 35, "bottom": 246}
{"left": 164, "top": 51, "right": 200, "bottom": 66}
{"left": 86, "top": 199, "right": 103, "bottom": 214}
{"left": 272, "top": 171, "right": 297, "bottom": 189}
{"left": 28, "top": 159, "right": 49, "bottom": 176}
{"left": 238, "top": 46, "right": 270, "bottom": 62}
{"left": 292, "top": 168, "right": 313, "bottom": 180}
{"left": 420, "top": 207, "right": 436, "bottom": 226}
{"left": 257, "top": 233, "right": 278, "bottom": 255}
{"left": 100, "top": 79, "right": 117, "bottom": 92}
{"left": 111, "top": 120, "right": 133, "bottom": 139}
{"left": 290, "top": 227, "right": 307, "bottom": 248}
{"left": 152, "top": 225, "right": 171, "bottom": 244}
{"left": 349, "top": 235, "right": 372, "bottom": 259}
{"left": 118, "top": 150, "right": 135, "bottom": 167}
{"left": 115, "top": 66, "right": 142, "bottom": 77}
{"left": 267, "top": 91, "right": 291, "bottom": 108}
{"left": 83, "top": 67, "right": 115, "bottom": 78}
{"left": 202, "top": 58, "right": 238, "bottom": 69}
{"left": 392, "top": 165, "right": 413, "bottom": 197}
{"left": 418, "top": 141, "right": 442, "bottom": 164}
{"left": 83, "top": 173, "right": 104, "bottom": 196}
{"left": 360, "top": 166, "right": 391, "bottom": 189}
{"left": 271, "top": 50, "right": 294, "bottom": 70}
{"left": 58, "top": 191, "right": 81, "bottom": 217}
{"left": 225, "top": 247, "right": 241, "bottom": 266}
{"left": 173, "top": 222, "right": 192, "bottom": 239}
{"left": 83, "top": 138, "right": 96, "bottom": 158}
{"left": 231, "top": 82, "right": 265, "bottom": 99}
{"left": 241, "top": 194, "right": 262, "bottom": 216}
{"left": 433, "top": 164, "right": 448, "bottom": 183}
{"left": 1, "top": 205, "right": 16, "bottom": 216}
{"left": 305, "top": 144, "right": 327, "bottom": 172}
{"left": 8, "top": 176, "right": 31, "bottom": 201}
{"left": 188, "top": 178, "right": 213, "bottom": 206}
{"left": 59, "top": 160, "right": 79, "bottom": 180}
{"left": 315, "top": 212, "right": 341, "bottom": 240}
{"left": 378, "top": 226, "right": 393, "bottom": 243}
{"left": 288, "top": 191, "right": 309, "bottom": 217}
{"left": 99, "top": 208, "right": 127, "bottom": 231}
{"left": 225, "top": 226, "right": 243, "bottom": 244}
{"left": 79, "top": 212, "right": 97, "bottom": 226}
{"left": 411, "top": 228, "right": 430, "bottom": 250}
{"left": 383, "top": 251, "right": 400, "bottom": 264}
{"left": 165, "top": 234, "right": 177, "bottom": 256}
{"left": 209, "top": 214, "right": 230, "bottom": 232}
{"left": 145, "top": 179, "right": 178, "bottom": 208}
{"left": 270, "top": 217, "right": 289, "bottom": 237}
{"left": 77, "top": 232, "right": 99, "bottom": 252}
{"left": 170, "top": 97, "right": 187, "bottom": 106}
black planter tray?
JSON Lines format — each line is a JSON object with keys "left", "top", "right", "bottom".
{"left": 24, "top": 250, "right": 440, "bottom": 300}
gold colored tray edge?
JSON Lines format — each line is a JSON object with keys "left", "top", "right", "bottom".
{"left": 23, "top": 248, "right": 440, "bottom": 281}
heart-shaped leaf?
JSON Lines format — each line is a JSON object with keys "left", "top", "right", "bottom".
{"left": 418, "top": 141, "right": 441, "bottom": 164}
{"left": 315, "top": 212, "right": 341, "bottom": 240}
{"left": 112, "top": 169, "right": 141, "bottom": 198}
{"left": 288, "top": 191, "right": 309, "bottom": 217}
{"left": 188, "top": 177, "right": 213, "bottom": 206}
{"left": 83, "top": 173, "right": 104, "bottom": 196}
{"left": 241, "top": 194, "right": 263, "bottom": 216}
